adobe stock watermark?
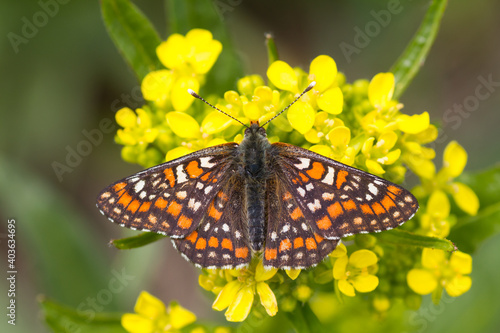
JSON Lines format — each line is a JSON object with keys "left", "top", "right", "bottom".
{"left": 339, "top": 0, "right": 404, "bottom": 64}
{"left": 7, "top": 0, "right": 72, "bottom": 54}
{"left": 404, "top": 293, "right": 455, "bottom": 333}
{"left": 61, "top": 268, "right": 135, "bottom": 333}
{"left": 212, "top": 0, "right": 243, "bottom": 21}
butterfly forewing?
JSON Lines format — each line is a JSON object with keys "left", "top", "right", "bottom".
{"left": 96, "top": 143, "right": 238, "bottom": 238}
{"left": 270, "top": 142, "right": 419, "bottom": 240}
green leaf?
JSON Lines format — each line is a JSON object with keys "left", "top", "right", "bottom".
{"left": 448, "top": 166, "right": 500, "bottom": 253}
{"left": 376, "top": 229, "right": 455, "bottom": 251}
{"left": 266, "top": 33, "right": 280, "bottom": 66}
{"left": 390, "top": 0, "right": 448, "bottom": 99}
{"left": 286, "top": 302, "right": 326, "bottom": 333}
{"left": 166, "top": 0, "right": 244, "bottom": 93}
{"left": 39, "top": 296, "right": 126, "bottom": 333}
{"left": 112, "top": 232, "right": 166, "bottom": 249}
{"left": 101, "top": 0, "right": 162, "bottom": 81}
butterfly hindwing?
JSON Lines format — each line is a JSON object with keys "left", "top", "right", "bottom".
{"left": 271, "top": 142, "right": 419, "bottom": 240}
{"left": 172, "top": 174, "right": 251, "bottom": 268}
{"left": 96, "top": 143, "right": 238, "bottom": 238}
{"left": 263, "top": 177, "right": 339, "bottom": 269}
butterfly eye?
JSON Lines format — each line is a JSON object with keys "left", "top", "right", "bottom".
{"left": 258, "top": 127, "right": 267, "bottom": 137}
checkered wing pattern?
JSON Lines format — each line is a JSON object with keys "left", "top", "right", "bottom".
{"left": 270, "top": 142, "right": 419, "bottom": 241}
{"left": 264, "top": 177, "right": 339, "bottom": 269}
{"left": 172, "top": 174, "right": 251, "bottom": 268}
{"left": 96, "top": 143, "right": 238, "bottom": 239}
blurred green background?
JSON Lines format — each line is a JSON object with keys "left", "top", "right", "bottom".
{"left": 1, "top": 0, "right": 499, "bottom": 332}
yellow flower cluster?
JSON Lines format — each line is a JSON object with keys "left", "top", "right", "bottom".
{"left": 113, "top": 28, "right": 479, "bottom": 323}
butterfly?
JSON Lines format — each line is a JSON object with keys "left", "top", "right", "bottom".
{"left": 97, "top": 82, "right": 418, "bottom": 270}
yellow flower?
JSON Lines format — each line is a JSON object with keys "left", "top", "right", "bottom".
{"left": 407, "top": 249, "right": 472, "bottom": 297}
{"left": 333, "top": 249, "right": 379, "bottom": 297}
{"left": 122, "top": 291, "right": 196, "bottom": 333}
{"left": 419, "top": 190, "right": 452, "bottom": 238}
{"left": 368, "top": 72, "right": 395, "bottom": 109}
{"left": 212, "top": 260, "right": 278, "bottom": 322}
{"left": 360, "top": 131, "right": 401, "bottom": 175}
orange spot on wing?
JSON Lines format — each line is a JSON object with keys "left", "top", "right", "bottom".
{"left": 235, "top": 247, "right": 249, "bottom": 258}
{"left": 217, "top": 191, "right": 229, "bottom": 201}
{"left": 306, "top": 162, "right": 325, "bottom": 179}
{"left": 208, "top": 202, "right": 223, "bottom": 220}
{"left": 221, "top": 238, "right": 233, "bottom": 251}
{"left": 336, "top": 170, "right": 348, "bottom": 189}
{"left": 127, "top": 200, "right": 141, "bottom": 213}
{"left": 164, "top": 168, "right": 175, "bottom": 187}
{"left": 155, "top": 197, "right": 168, "bottom": 209}
{"left": 196, "top": 237, "right": 207, "bottom": 250}
{"left": 360, "top": 204, "right": 374, "bottom": 215}
{"left": 381, "top": 195, "right": 396, "bottom": 210}
{"left": 294, "top": 237, "right": 304, "bottom": 248}
{"left": 290, "top": 207, "right": 304, "bottom": 220}
{"left": 342, "top": 200, "right": 356, "bottom": 211}
{"left": 200, "top": 171, "right": 211, "bottom": 181}
{"left": 314, "top": 233, "right": 324, "bottom": 243}
{"left": 387, "top": 185, "right": 402, "bottom": 195}
{"left": 139, "top": 202, "right": 151, "bottom": 212}
{"left": 186, "top": 160, "right": 203, "bottom": 178}
{"left": 186, "top": 231, "right": 198, "bottom": 243}
{"left": 208, "top": 236, "right": 219, "bottom": 248}
{"left": 372, "top": 202, "right": 386, "bottom": 215}
{"left": 316, "top": 216, "right": 332, "bottom": 230}
{"left": 299, "top": 172, "right": 309, "bottom": 182}
{"left": 118, "top": 192, "right": 133, "bottom": 207}
{"left": 327, "top": 202, "right": 343, "bottom": 219}
{"left": 113, "top": 182, "right": 127, "bottom": 192}
{"left": 178, "top": 215, "right": 192, "bottom": 229}
{"left": 167, "top": 201, "right": 182, "bottom": 217}
{"left": 305, "top": 237, "right": 317, "bottom": 250}
{"left": 283, "top": 191, "right": 292, "bottom": 200}
{"left": 279, "top": 239, "right": 292, "bottom": 252}
{"left": 265, "top": 248, "right": 277, "bottom": 260}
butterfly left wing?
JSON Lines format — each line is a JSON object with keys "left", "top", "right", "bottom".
{"left": 96, "top": 143, "right": 238, "bottom": 238}
{"left": 269, "top": 142, "right": 419, "bottom": 241}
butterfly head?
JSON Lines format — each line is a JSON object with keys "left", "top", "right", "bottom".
{"left": 244, "top": 120, "right": 267, "bottom": 138}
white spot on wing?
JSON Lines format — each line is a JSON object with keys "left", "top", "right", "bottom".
{"left": 176, "top": 191, "right": 187, "bottom": 200}
{"left": 297, "top": 187, "right": 306, "bottom": 197}
{"left": 200, "top": 157, "right": 216, "bottom": 168}
{"left": 368, "top": 183, "right": 379, "bottom": 195}
{"left": 322, "top": 166, "right": 335, "bottom": 185}
{"left": 307, "top": 199, "right": 321, "bottom": 212}
{"left": 295, "top": 158, "right": 310, "bottom": 170}
{"left": 222, "top": 223, "right": 230, "bottom": 232}
{"left": 134, "top": 180, "right": 145, "bottom": 193}
{"left": 176, "top": 165, "right": 188, "bottom": 183}
{"left": 204, "top": 185, "right": 213, "bottom": 194}
{"left": 306, "top": 183, "right": 314, "bottom": 191}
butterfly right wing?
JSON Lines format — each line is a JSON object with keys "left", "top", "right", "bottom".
{"left": 96, "top": 143, "right": 239, "bottom": 239}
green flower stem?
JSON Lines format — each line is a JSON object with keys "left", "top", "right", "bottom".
{"left": 377, "top": 229, "right": 456, "bottom": 251}
{"left": 390, "top": 0, "right": 448, "bottom": 99}
{"left": 286, "top": 302, "right": 327, "bottom": 333}
{"left": 112, "top": 232, "right": 167, "bottom": 250}
{"left": 102, "top": 0, "right": 162, "bottom": 81}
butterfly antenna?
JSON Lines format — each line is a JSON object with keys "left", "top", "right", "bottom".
{"left": 262, "top": 81, "right": 316, "bottom": 127}
{"left": 188, "top": 89, "right": 249, "bottom": 128}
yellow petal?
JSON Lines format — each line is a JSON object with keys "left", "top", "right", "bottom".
{"left": 427, "top": 190, "right": 450, "bottom": 218}
{"left": 255, "top": 260, "right": 278, "bottom": 281}
{"left": 368, "top": 73, "right": 395, "bottom": 108}
{"left": 256, "top": 282, "right": 278, "bottom": 316}
{"left": 309, "top": 55, "right": 337, "bottom": 92}
{"left": 165, "top": 146, "right": 194, "bottom": 161}
{"left": 398, "top": 112, "right": 430, "bottom": 134}
{"left": 338, "top": 279, "right": 356, "bottom": 297}
{"left": 121, "top": 313, "right": 154, "bottom": 333}
{"left": 136, "top": 108, "right": 152, "bottom": 128}
{"left": 304, "top": 128, "right": 321, "bottom": 144}
{"left": 378, "top": 149, "right": 401, "bottom": 165}
{"left": 285, "top": 269, "right": 301, "bottom": 280}
{"left": 407, "top": 269, "right": 437, "bottom": 295}
{"left": 134, "top": 291, "right": 166, "bottom": 319}
{"left": 267, "top": 60, "right": 298, "bottom": 92}
{"left": 186, "top": 29, "right": 222, "bottom": 74}
{"left": 166, "top": 112, "right": 200, "bottom": 138}
{"left": 157, "top": 34, "right": 187, "bottom": 69}
{"left": 171, "top": 77, "right": 199, "bottom": 111}
{"left": 376, "top": 131, "right": 398, "bottom": 150}
{"left": 201, "top": 110, "right": 235, "bottom": 135}
{"left": 366, "top": 159, "right": 385, "bottom": 175}
{"left": 328, "top": 126, "right": 350, "bottom": 148}
{"left": 449, "top": 182, "right": 479, "bottom": 215}
{"left": 352, "top": 274, "right": 379, "bottom": 293}
{"left": 141, "top": 70, "right": 174, "bottom": 102}
{"left": 450, "top": 251, "right": 472, "bottom": 275}
{"left": 405, "top": 155, "right": 436, "bottom": 179}
{"left": 349, "top": 250, "right": 378, "bottom": 268}
{"left": 224, "top": 286, "right": 254, "bottom": 322}
{"left": 169, "top": 303, "right": 197, "bottom": 329}
{"left": 317, "top": 87, "right": 343, "bottom": 114}
{"left": 237, "top": 75, "right": 265, "bottom": 96}
{"left": 333, "top": 255, "right": 348, "bottom": 279}
{"left": 116, "top": 107, "right": 138, "bottom": 128}
{"left": 206, "top": 138, "right": 227, "bottom": 147}
{"left": 445, "top": 275, "right": 472, "bottom": 297}
{"left": 212, "top": 280, "right": 242, "bottom": 311}
{"left": 287, "top": 101, "right": 315, "bottom": 134}
{"left": 243, "top": 101, "right": 261, "bottom": 120}
{"left": 309, "top": 145, "right": 332, "bottom": 157}
{"left": 329, "top": 243, "right": 347, "bottom": 258}
{"left": 443, "top": 141, "right": 467, "bottom": 178}
{"left": 421, "top": 248, "right": 446, "bottom": 269}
